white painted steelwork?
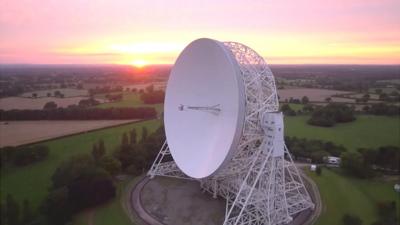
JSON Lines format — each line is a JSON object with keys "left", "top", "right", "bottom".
{"left": 148, "top": 38, "right": 314, "bottom": 225}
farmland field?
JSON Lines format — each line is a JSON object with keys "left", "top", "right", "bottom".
{"left": 308, "top": 169, "right": 399, "bottom": 225}
{"left": 0, "top": 96, "right": 105, "bottom": 110}
{"left": 20, "top": 88, "right": 88, "bottom": 98}
{"left": 0, "top": 119, "right": 162, "bottom": 212}
{"left": 285, "top": 115, "right": 400, "bottom": 151}
{"left": 277, "top": 88, "right": 351, "bottom": 102}
{"left": 96, "top": 92, "right": 164, "bottom": 114}
{"left": 0, "top": 120, "right": 139, "bottom": 147}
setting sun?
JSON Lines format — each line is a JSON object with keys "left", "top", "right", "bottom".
{"left": 131, "top": 59, "right": 148, "bottom": 68}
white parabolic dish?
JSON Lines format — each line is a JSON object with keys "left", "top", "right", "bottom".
{"left": 164, "top": 38, "right": 246, "bottom": 179}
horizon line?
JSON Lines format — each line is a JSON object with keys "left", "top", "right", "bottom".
{"left": 1, "top": 63, "right": 399, "bottom": 66}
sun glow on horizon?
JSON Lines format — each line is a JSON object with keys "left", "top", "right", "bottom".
{"left": 130, "top": 59, "right": 149, "bottom": 68}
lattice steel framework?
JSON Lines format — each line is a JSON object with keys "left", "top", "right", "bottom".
{"left": 148, "top": 41, "right": 314, "bottom": 225}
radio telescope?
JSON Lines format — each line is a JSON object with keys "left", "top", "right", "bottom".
{"left": 148, "top": 38, "right": 314, "bottom": 225}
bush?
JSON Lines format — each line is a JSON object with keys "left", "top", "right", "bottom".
{"left": 285, "top": 136, "right": 346, "bottom": 163}
{"left": 43, "top": 101, "right": 57, "bottom": 110}
{"left": 316, "top": 166, "right": 322, "bottom": 176}
{"left": 78, "top": 98, "right": 100, "bottom": 107}
{"left": 366, "top": 103, "right": 400, "bottom": 116}
{"left": 0, "top": 145, "right": 49, "bottom": 167}
{"left": 373, "top": 201, "right": 398, "bottom": 225}
{"left": 140, "top": 90, "right": 165, "bottom": 104}
{"left": 358, "top": 146, "right": 399, "bottom": 172}
{"left": 281, "top": 104, "right": 296, "bottom": 116}
{"left": 341, "top": 152, "right": 374, "bottom": 178}
{"left": 301, "top": 96, "right": 309, "bottom": 104}
{"left": 342, "top": 213, "right": 362, "bottom": 225}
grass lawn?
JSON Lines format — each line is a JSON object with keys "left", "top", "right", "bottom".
{"left": 308, "top": 168, "right": 400, "bottom": 225}
{"left": 0, "top": 119, "right": 162, "bottom": 212}
{"left": 96, "top": 92, "right": 164, "bottom": 115}
{"left": 285, "top": 115, "right": 400, "bottom": 151}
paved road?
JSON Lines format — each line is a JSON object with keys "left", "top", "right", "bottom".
{"left": 130, "top": 176, "right": 165, "bottom": 225}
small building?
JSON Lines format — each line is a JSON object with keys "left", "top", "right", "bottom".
{"left": 394, "top": 184, "right": 400, "bottom": 193}
{"left": 310, "top": 164, "right": 317, "bottom": 172}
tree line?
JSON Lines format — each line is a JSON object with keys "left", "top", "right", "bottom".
{"left": 0, "top": 107, "right": 156, "bottom": 120}
{"left": 285, "top": 136, "right": 347, "bottom": 163}
{"left": 362, "top": 103, "right": 400, "bottom": 116}
{"left": 341, "top": 146, "right": 399, "bottom": 178}
{"left": 0, "top": 145, "right": 49, "bottom": 168}
{"left": 139, "top": 85, "right": 165, "bottom": 104}
{"left": 308, "top": 103, "right": 355, "bottom": 127}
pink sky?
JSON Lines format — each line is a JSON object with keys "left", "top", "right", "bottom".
{"left": 1, "top": 0, "right": 399, "bottom": 65}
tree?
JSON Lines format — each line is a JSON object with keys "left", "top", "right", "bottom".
{"left": 342, "top": 213, "right": 362, "bottom": 225}
{"left": 91, "top": 140, "right": 105, "bottom": 161}
{"left": 41, "top": 187, "right": 72, "bottom": 225}
{"left": 140, "top": 90, "right": 165, "bottom": 104}
{"left": 316, "top": 166, "right": 322, "bottom": 176}
{"left": 303, "top": 104, "right": 314, "bottom": 113}
{"left": 43, "top": 101, "right": 58, "bottom": 110}
{"left": 146, "top": 84, "right": 154, "bottom": 93}
{"left": 301, "top": 96, "right": 309, "bottom": 104}
{"left": 325, "top": 97, "right": 331, "bottom": 102}
{"left": 121, "top": 133, "right": 129, "bottom": 146}
{"left": 32, "top": 93, "right": 37, "bottom": 98}
{"left": 91, "top": 143, "right": 98, "bottom": 159}
{"left": 54, "top": 90, "right": 61, "bottom": 97}
{"left": 6, "top": 194, "right": 20, "bottom": 225}
{"left": 47, "top": 92, "right": 51, "bottom": 97}
{"left": 141, "top": 127, "right": 148, "bottom": 142}
{"left": 341, "top": 152, "right": 372, "bottom": 178}
{"left": 379, "top": 93, "right": 388, "bottom": 101}
{"left": 374, "top": 201, "right": 398, "bottom": 225}
{"left": 281, "top": 104, "right": 296, "bottom": 116}
{"left": 98, "top": 156, "right": 121, "bottom": 176}
{"left": 1, "top": 202, "right": 6, "bottom": 225}
{"left": 375, "top": 89, "right": 382, "bottom": 94}
{"left": 22, "top": 199, "right": 33, "bottom": 224}
{"left": 362, "top": 105, "right": 370, "bottom": 113}
{"left": 308, "top": 103, "right": 355, "bottom": 127}
{"left": 129, "top": 128, "right": 137, "bottom": 145}
{"left": 98, "top": 139, "right": 106, "bottom": 156}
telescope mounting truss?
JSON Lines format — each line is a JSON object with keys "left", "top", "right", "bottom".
{"left": 148, "top": 40, "right": 314, "bottom": 225}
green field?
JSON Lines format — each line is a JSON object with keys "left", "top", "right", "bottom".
{"left": 285, "top": 115, "right": 400, "bottom": 151}
{"left": 96, "top": 92, "right": 164, "bottom": 114}
{"left": 2, "top": 111, "right": 399, "bottom": 225}
{"left": 308, "top": 168, "right": 399, "bottom": 225}
{"left": 0, "top": 119, "right": 162, "bottom": 212}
